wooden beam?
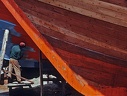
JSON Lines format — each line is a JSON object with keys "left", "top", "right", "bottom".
{"left": 38, "top": 0, "right": 127, "bottom": 28}
{"left": 39, "top": 50, "right": 43, "bottom": 96}
{"left": 0, "top": 29, "right": 9, "bottom": 79}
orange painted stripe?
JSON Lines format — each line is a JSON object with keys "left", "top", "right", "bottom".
{"left": 1, "top": 0, "right": 104, "bottom": 95}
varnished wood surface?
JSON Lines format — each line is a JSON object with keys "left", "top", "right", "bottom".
{"left": 38, "top": 0, "right": 127, "bottom": 28}
{"left": 3, "top": 0, "right": 100, "bottom": 95}
{"left": 15, "top": 0, "right": 127, "bottom": 61}
{"left": 15, "top": 0, "right": 127, "bottom": 86}
{"left": 100, "top": 0, "right": 127, "bottom": 7}
{"left": 2, "top": 0, "right": 127, "bottom": 95}
{"left": 44, "top": 34, "right": 127, "bottom": 86}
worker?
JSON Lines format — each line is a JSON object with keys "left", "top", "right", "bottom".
{"left": 7, "top": 42, "right": 26, "bottom": 83}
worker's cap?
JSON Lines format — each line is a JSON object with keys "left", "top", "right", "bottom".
{"left": 19, "top": 42, "right": 26, "bottom": 47}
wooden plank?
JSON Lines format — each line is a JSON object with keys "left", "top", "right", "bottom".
{"left": 8, "top": 83, "right": 31, "bottom": 87}
{"left": 26, "top": 14, "right": 127, "bottom": 59}
{"left": 57, "top": 0, "right": 127, "bottom": 14}
{"left": 45, "top": 35, "right": 127, "bottom": 68}
{"left": 23, "top": 3, "right": 127, "bottom": 46}
{"left": 100, "top": 0, "right": 127, "bottom": 7}
{"left": 0, "top": 29, "right": 9, "bottom": 79}
{"left": 38, "top": 0, "right": 127, "bottom": 28}
{"left": 71, "top": 65, "right": 115, "bottom": 86}
{"left": 59, "top": 47, "right": 127, "bottom": 77}
{"left": 71, "top": 65, "right": 127, "bottom": 87}
{"left": 58, "top": 0, "right": 127, "bottom": 20}
{"left": 16, "top": 0, "right": 127, "bottom": 43}
{"left": 16, "top": 0, "right": 127, "bottom": 60}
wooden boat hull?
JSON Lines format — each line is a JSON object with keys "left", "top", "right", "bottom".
{"left": 1, "top": 0, "right": 127, "bottom": 95}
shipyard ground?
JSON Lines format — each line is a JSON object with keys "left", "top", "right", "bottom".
{"left": 0, "top": 84, "right": 83, "bottom": 96}
{"left": 0, "top": 64, "right": 83, "bottom": 96}
{"left": 0, "top": 78, "right": 83, "bottom": 96}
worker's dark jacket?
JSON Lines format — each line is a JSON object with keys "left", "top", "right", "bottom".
{"left": 10, "top": 45, "right": 23, "bottom": 60}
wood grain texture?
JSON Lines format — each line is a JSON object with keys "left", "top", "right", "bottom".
{"left": 15, "top": 0, "right": 127, "bottom": 61}
{"left": 3, "top": 0, "right": 127, "bottom": 95}
{"left": 3, "top": 0, "right": 104, "bottom": 95}
{"left": 38, "top": 0, "right": 127, "bottom": 27}
{"left": 100, "top": 0, "right": 127, "bottom": 7}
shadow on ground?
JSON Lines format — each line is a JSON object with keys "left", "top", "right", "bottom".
{"left": 9, "top": 83, "right": 83, "bottom": 96}
{"left": 0, "top": 92, "right": 9, "bottom": 96}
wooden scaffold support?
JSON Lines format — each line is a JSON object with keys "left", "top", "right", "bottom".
{"left": 39, "top": 50, "right": 43, "bottom": 96}
{"left": 0, "top": 29, "right": 9, "bottom": 79}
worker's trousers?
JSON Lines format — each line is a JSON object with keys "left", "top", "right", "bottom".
{"left": 8, "top": 58, "right": 21, "bottom": 82}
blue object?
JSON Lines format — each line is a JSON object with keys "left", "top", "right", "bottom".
{"left": 0, "top": 19, "right": 39, "bottom": 68}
